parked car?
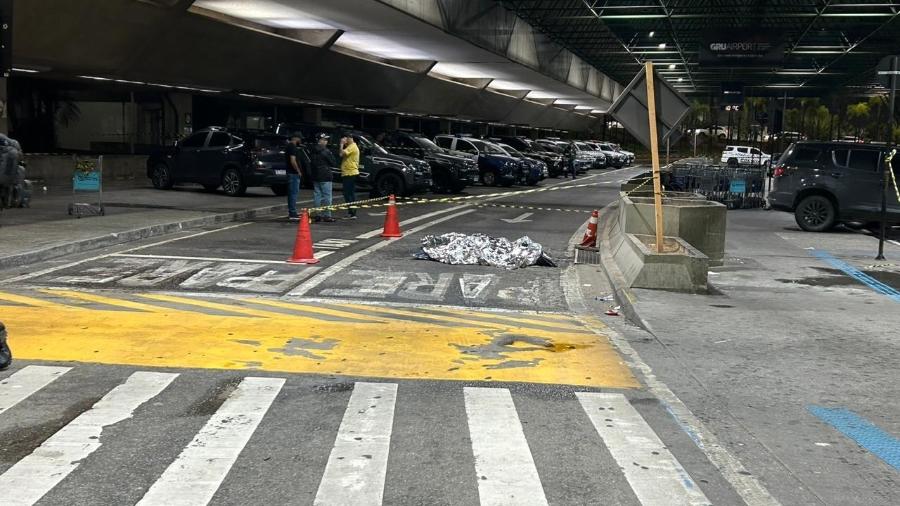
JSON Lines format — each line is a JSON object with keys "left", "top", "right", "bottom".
{"left": 691, "top": 126, "right": 729, "bottom": 140}
{"left": 496, "top": 142, "right": 546, "bottom": 185}
{"left": 767, "top": 141, "right": 899, "bottom": 232}
{"left": 378, "top": 131, "right": 478, "bottom": 193}
{"left": 495, "top": 136, "right": 566, "bottom": 177}
{"left": 276, "top": 124, "right": 432, "bottom": 196}
{"left": 587, "top": 141, "right": 627, "bottom": 168}
{"left": 765, "top": 131, "right": 806, "bottom": 143}
{"left": 574, "top": 142, "right": 607, "bottom": 169}
{"left": 608, "top": 143, "right": 635, "bottom": 165}
{"left": 536, "top": 139, "right": 593, "bottom": 173}
{"left": 434, "top": 135, "right": 525, "bottom": 186}
{"left": 147, "top": 127, "right": 289, "bottom": 197}
{"left": 721, "top": 145, "right": 772, "bottom": 167}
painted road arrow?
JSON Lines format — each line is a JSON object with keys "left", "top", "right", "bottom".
{"left": 501, "top": 213, "right": 533, "bottom": 224}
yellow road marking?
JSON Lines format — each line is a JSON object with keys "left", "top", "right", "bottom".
{"left": 39, "top": 289, "right": 167, "bottom": 313}
{"left": 3, "top": 296, "right": 637, "bottom": 388}
{"left": 0, "top": 291, "right": 69, "bottom": 308}
{"left": 420, "top": 306, "right": 586, "bottom": 331}
{"left": 136, "top": 293, "right": 283, "bottom": 318}
{"left": 242, "top": 298, "right": 389, "bottom": 323}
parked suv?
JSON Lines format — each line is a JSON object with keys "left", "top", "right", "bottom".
{"left": 147, "top": 127, "right": 289, "bottom": 197}
{"left": 536, "top": 139, "right": 593, "bottom": 173}
{"left": 588, "top": 141, "right": 627, "bottom": 168}
{"left": 767, "top": 141, "right": 899, "bottom": 232}
{"left": 609, "top": 143, "right": 635, "bottom": 165}
{"left": 574, "top": 141, "right": 607, "bottom": 169}
{"left": 434, "top": 135, "right": 525, "bottom": 186}
{"left": 276, "top": 124, "right": 432, "bottom": 196}
{"left": 721, "top": 145, "right": 772, "bottom": 167}
{"left": 378, "top": 132, "right": 478, "bottom": 193}
{"left": 496, "top": 142, "right": 546, "bottom": 185}
{"left": 496, "top": 136, "right": 565, "bottom": 177}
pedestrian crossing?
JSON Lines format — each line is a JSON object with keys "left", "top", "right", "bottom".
{"left": 0, "top": 365, "right": 712, "bottom": 505}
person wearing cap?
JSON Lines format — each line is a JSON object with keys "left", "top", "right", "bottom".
{"left": 339, "top": 134, "right": 360, "bottom": 219}
{"left": 310, "top": 133, "right": 337, "bottom": 222}
{"left": 284, "top": 135, "right": 309, "bottom": 221}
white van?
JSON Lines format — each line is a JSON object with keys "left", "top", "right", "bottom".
{"left": 721, "top": 145, "right": 772, "bottom": 167}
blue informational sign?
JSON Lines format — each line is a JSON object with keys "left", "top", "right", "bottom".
{"left": 729, "top": 179, "right": 747, "bottom": 193}
{"left": 74, "top": 171, "right": 101, "bottom": 191}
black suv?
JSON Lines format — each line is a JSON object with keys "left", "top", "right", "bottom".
{"left": 496, "top": 136, "right": 565, "bottom": 177}
{"left": 767, "top": 141, "right": 899, "bottom": 231}
{"left": 378, "top": 131, "right": 478, "bottom": 193}
{"left": 147, "top": 127, "right": 289, "bottom": 196}
{"left": 276, "top": 124, "right": 432, "bottom": 196}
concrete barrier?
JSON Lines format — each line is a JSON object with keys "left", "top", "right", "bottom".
{"left": 24, "top": 155, "right": 148, "bottom": 187}
{"left": 618, "top": 194, "right": 726, "bottom": 266}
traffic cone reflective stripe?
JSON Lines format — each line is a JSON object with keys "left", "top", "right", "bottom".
{"left": 287, "top": 209, "right": 319, "bottom": 264}
{"left": 580, "top": 210, "right": 599, "bottom": 247}
{"left": 381, "top": 194, "right": 402, "bottom": 238}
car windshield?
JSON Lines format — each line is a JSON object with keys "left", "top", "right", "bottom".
{"left": 471, "top": 140, "right": 506, "bottom": 155}
{"left": 499, "top": 144, "right": 524, "bottom": 158}
{"left": 576, "top": 142, "right": 592, "bottom": 150}
{"left": 411, "top": 136, "right": 442, "bottom": 152}
{"left": 357, "top": 134, "right": 389, "bottom": 155}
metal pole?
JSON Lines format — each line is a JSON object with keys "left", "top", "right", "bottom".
{"left": 877, "top": 55, "right": 897, "bottom": 260}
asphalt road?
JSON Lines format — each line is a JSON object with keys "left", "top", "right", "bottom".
{"left": 2, "top": 166, "right": 896, "bottom": 505}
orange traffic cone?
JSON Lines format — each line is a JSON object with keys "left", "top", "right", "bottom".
{"left": 580, "top": 210, "right": 599, "bottom": 247}
{"left": 287, "top": 209, "right": 319, "bottom": 264}
{"left": 381, "top": 194, "right": 402, "bottom": 238}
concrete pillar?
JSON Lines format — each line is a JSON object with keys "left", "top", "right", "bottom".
{"left": 384, "top": 114, "right": 400, "bottom": 132}
{"left": 439, "top": 119, "right": 452, "bottom": 134}
{"left": 302, "top": 107, "right": 322, "bottom": 125}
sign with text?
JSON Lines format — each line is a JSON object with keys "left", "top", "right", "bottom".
{"left": 699, "top": 29, "right": 785, "bottom": 67}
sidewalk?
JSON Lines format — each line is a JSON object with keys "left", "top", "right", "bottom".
{"left": 0, "top": 182, "right": 289, "bottom": 269}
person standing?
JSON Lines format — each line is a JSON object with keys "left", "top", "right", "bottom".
{"left": 565, "top": 141, "right": 578, "bottom": 179}
{"left": 284, "top": 135, "right": 308, "bottom": 221}
{"left": 310, "top": 133, "right": 337, "bottom": 223}
{"left": 340, "top": 134, "right": 360, "bottom": 220}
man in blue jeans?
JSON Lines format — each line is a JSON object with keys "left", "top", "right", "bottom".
{"left": 310, "top": 133, "right": 337, "bottom": 222}
{"left": 284, "top": 135, "right": 309, "bottom": 220}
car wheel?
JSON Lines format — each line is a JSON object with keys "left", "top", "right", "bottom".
{"left": 221, "top": 167, "right": 247, "bottom": 197}
{"left": 375, "top": 172, "right": 405, "bottom": 197}
{"left": 202, "top": 184, "right": 219, "bottom": 192}
{"left": 151, "top": 164, "right": 174, "bottom": 190}
{"left": 481, "top": 170, "right": 497, "bottom": 186}
{"left": 727, "top": 157, "right": 739, "bottom": 167}
{"left": 271, "top": 184, "right": 288, "bottom": 196}
{"left": 795, "top": 195, "right": 837, "bottom": 232}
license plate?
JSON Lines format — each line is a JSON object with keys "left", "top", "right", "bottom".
{"left": 274, "top": 170, "right": 286, "bottom": 176}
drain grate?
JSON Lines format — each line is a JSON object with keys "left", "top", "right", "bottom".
{"left": 574, "top": 247, "right": 601, "bottom": 265}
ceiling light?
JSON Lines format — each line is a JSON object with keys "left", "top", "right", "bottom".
{"left": 553, "top": 99, "right": 580, "bottom": 105}
{"left": 238, "top": 93, "right": 272, "bottom": 100}
{"left": 677, "top": 77, "right": 683, "bottom": 82}
{"left": 649, "top": 31, "right": 655, "bottom": 37}
{"left": 78, "top": 75, "right": 112, "bottom": 81}
{"left": 590, "top": 109, "right": 604, "bottom": 114}
{"left": 574, "top": 105, "right": 593, "bottom": 110}
{"left": 487, "top": 80, "right": 531, "bottom": 91}
{"left": 192, "top": 0, "right": 334, "bottom": 29}
{"left": 526, "top": 91, "right": 558, "bottom": 100}
{"left": 658, "top": 43, "right": 667, "bottom": 49}
{"left": 668, "top": 64, "right": 676, "bottom": 69}
{"left": 334, "top": 32, "right": 435, "bottom": 60}
{"left": 429, "top": 62, "right": 493, "bottom": 79}
{"left": 11, "top": 67, "right": 40, "bottom": 73}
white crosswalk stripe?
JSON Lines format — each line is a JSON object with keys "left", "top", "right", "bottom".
{"left": 0, "top": 371, "right": 178, "bottom": 506}
{"left": 314, "top": 382, "right": 398, "bottom": 506}
{"left": 0, "top": 365, "right": 71, "bottom": 415}
{"left": 577, "top": 392, "right": 711, "bottom": 506}
{"left": 137, "top": 376, "right": 285, "bottom": 506}
{"left": 464, "top": 387, "right": 549, "bottom": 506}
{"left": 0, "top": 366, "right": 718, "bottom": 505}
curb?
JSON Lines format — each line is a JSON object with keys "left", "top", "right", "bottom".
{"left": 0, "top": 204, "right": 288, "bottom": 271}
{"left": 596, "top": 200, "right": 655, "bottom": 333}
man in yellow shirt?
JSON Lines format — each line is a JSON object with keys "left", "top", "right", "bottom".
{"left": 339, "top": 134, "right": 360, "bottom": 219}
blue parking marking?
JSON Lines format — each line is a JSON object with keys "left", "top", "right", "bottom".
{"left": 808, "top": 406, "right": 900, "bottom": 471}
{"left": 810, "top": 250, "right": 900, "bottom": 302}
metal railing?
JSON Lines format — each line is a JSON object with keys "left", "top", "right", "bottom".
{"left": 664, "top": 161, "right": 768, "bottom": 209}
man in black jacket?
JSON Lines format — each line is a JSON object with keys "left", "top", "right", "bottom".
{"left": 310, "top": 133, "right": 337, "bottom": 222}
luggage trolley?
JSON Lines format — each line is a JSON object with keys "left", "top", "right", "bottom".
{"left": 68, "top": 155, "right": 105, "bottom": 218}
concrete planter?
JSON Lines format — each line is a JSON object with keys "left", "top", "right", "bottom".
{"left": 618, "top": 194, "right": 726, "bottom": 266}
{"left": 609, "top": 233, "right": 709, "bottom": 293}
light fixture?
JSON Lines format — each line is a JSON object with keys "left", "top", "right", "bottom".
{"left": 649, "top": 31, "right": 655, "bottom": 37}
{"left": 78, "top": 75, "right": 112, "bottom": 81}
{"left": 238, "top": 92, "right": 272, "bottom": 100}
{"left": 526, "top": 91, "right": 558, "bottom": 100}
{"left": 488, "top": 80, "right": 532, "bottom": 91}
{"left": 192, "top": 0, "right": 334, "bottom": 29}
{"left": 668, "top": 64, "right": 676, "bottom": 69}
{"left": 574, "top": 105, "right": 593, "bottom": 110}
{"left": 334, "top": 32, "right": 435, "bottom": 60}
{"left": 553, "top": 99, "right": 580, "bottom": 105}
{"left": 11, "top": 67, "right": 40, "bottom": 73}
{"left": 658, "top": 43, "right": 667, "bottom": 49}
{"left": 429, "top": 62, "right": 493, "bottom": 79}
{"left": 677, "top": 77, "right": 683, "bottom": 82}
{"left": 590, "top": 109, "right": 604, "bottom": 114}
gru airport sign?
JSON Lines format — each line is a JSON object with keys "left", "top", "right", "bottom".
{"left": 699, "top": 29, "right": 785, "bottom": 67}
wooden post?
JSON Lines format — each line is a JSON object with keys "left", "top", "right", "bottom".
{"left": 645, "top": 61, "right": 665, "bottom": 253}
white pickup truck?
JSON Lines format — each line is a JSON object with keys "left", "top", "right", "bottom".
{"left": 721, "top": 145, "right": 772, "bottom": 167}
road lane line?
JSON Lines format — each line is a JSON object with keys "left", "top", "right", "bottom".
{"left": 3, "top": 223, "right": 253, "bottom": 283}
{"left": 0, "top": 291, "right": 70, "bottom": 308}
{"left": 136, "top": 293, "right": 292, "bottom": 318}
{"left": 240, "top": 298, "right": 390, "bottom": 323}
{"left": 38, "top": 288, "right": 169, "bottom": 313}
{"left": 111, "top": 252, "right": 332, "bottom": 263}
{"left": 287, "top": 209, "right": 476, "bottom": 297}
{"left": 577, "top": 392, "right": 711, "bottom": 505}
{"left": 463, "top": 387, "right": 548, "bottom": 506}
{"left": 0, "top": 366, "right": 71, "bottom": 415}
{"left": 137, "top": 377, "right": 284, "bottom": 506}
{"left": 357, "top": 205, "right": 471, "bottom": 239}
{"left": 314, "top": 382, "right": 397, "bottom": 506}
{"left": 0, "top": 371, "right": 178, "bottom": 506}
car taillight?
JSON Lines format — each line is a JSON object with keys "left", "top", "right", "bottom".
{"left": 772, "top": 166, "right": 785, "bottom": 177}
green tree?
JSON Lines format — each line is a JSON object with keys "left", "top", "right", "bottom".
{"left": 846, "top": 102, "right": 871, "bottom": 138}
